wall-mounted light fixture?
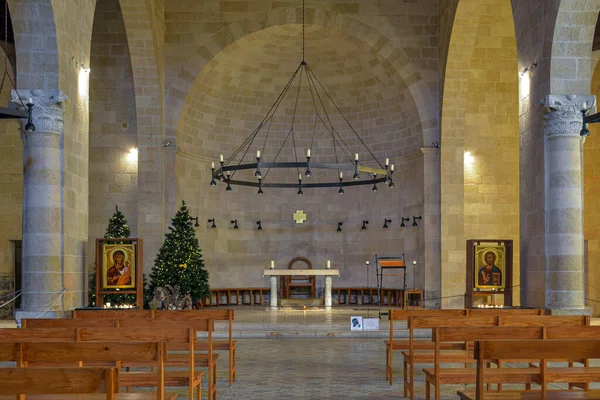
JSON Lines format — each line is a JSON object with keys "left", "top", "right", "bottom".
{"left": 361, "top": 220, "right": 369, "bottom": 230}
{"left": 231, "top": 219, "right": 239, "bottom": 229}
{"left": 188, "top": 216, "right": 199, "bottom": 227}
{"left": 412, "top": 216, "right": 422, "bottom": 227}
{"left": 337, "top": 221, "right": 343, "bottom": 232}
{"left": 400, "top": 217, "right": 410, "bottom": 228}
{"left": 208, "top": 218, "right": 216, "bottom": 229}
{"left": 520, "top": 62, "right": 537, "bottom": 76}
{"left": 256, "top": 220, "right": 262, "bottom": 230}
{"left": 383, "top": 218, "right": 391, "bottom": 229}
{"left": 372, "top": 174, "right": 378, "bottom": 192}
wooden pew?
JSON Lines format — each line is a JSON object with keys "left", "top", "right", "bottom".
{"left": 0, "top": 328, "right": 200, "bottom": 400}
{"left": 404, "top": 315, "right": 590, "bottom": 400}
{"left": 79, "top": 326, "right": 208, "bottom": 400}
{"left": 113, "top": 320, "right": 216, "bottom": 400}
{"left": 425, "top": 326, "right": 545, "bottom": 400}
{"left": 422, "top": 322, "right": 596, "bottom": 400}
{"left": 153, "top": 310, "right": 236, "bottom": 386}
{"left": 385, "top": 308, "right": 545, "bottom": 385}
{"left": 0, "top": 340, "right": 178, "bottom": 400}
{"left": 71, "top": 308, "right": 237, "bottom": 387}
{"left": 387, "top": 309, "right": 467, "bottom": 385}
{"left": 457, "top": 339, "right": 600, "bottom": 400}
{"left": 0, "top": 367, "right": 117, "bottom": 400}
{"left": 23, "top": 318, "right": 120, "bottom": 328}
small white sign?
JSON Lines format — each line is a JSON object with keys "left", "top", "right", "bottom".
{"left": 363, "top": 318, "right": 380, "bottom": 331}
{"left": 350, "top": 316, "right": 363, "bottom": 330}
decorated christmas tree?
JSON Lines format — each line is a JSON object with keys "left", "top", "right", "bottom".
{"left": 148, "top": 201, "right": 209, "bottom": 306}
{"left": 88, "top": 205, "right": 136, "bottom": 306}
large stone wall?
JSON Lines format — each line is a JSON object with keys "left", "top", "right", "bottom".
{"left": 511, "top": 0, "right": 559, "bottom": 308}
{"left": 89, "top": 0, "right": 138, "bottom": 276}
{"left": 0, "top": 47, "right": 21, "bottom": 318}
{"left": 441, "top": 0, "right": 520, "bottom": 307}
{"left": 584, "top": 55, "right": 600, "bottom": 316}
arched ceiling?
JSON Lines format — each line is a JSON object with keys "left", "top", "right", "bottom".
{"left": 177, "top": 24, "right": 422, "bottom": 172}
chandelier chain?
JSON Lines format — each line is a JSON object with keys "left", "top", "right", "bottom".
{"left": 302, "top": 0, "right": 305, "bottom": 62}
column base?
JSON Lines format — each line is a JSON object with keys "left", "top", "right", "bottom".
{"left": 546, "top": 307, "right": 593, "bottom": 316}
{"left": 14, "top": 310, "right": 62, "bottom": 327}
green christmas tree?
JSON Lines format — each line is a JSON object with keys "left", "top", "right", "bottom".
{"left": 88, "top": 205, "right": 136, "bottom": 306}
{"left": 148, "top": 201, "right": 209, "bottom": 305}
{"left": 105, "top": 205, "right": 131, "bottom": 239}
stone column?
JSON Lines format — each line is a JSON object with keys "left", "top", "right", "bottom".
{"left": 543, "top": 95, "right": 593, "bottom": 314}
{"left": 270, "top": 276, "right": 278, "bottom": 310}
{"left": 11, "top": 90, "right": 67, "bottom": 319}
{"left": 324, "top": 276, "right": 332, "bottom": 310}
{"left": 422, "top": 147, "right": 441, "bottom": 307}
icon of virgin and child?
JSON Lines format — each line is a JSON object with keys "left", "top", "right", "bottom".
{"left": 477, "top": 250, "right": 503, "bottom": 287}
{"left": 106, "top": 249, "right": 132, "bottom": 287}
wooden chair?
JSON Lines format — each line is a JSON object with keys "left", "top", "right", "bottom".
{"left": 284, "top": 256, "right": 316, "bottom": 299}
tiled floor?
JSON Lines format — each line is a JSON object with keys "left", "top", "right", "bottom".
{"left": 1, "top": 307, "right": 599, "bottom": 399}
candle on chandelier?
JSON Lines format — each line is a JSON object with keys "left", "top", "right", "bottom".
{"left": 257, "top": 150, "right": 261, "bottom": 158}
{"left": 299, "top": 173, "right": 302, "bottom": 181}
{"left": 28, "top": 97, "right": 33, "bottom": 104}
{"left": 385, "top": 158, "right": 389, "bottom": 166}
{"left": 327, "top": 260, "right": 331, "bottom": 269}
{"left": 355, "top": 153, "right": 359, "bottom": 161}
{"left": 271, "top": 260, "right": 275, "bottom": 269}
{"left": 391, "top": 164, "right": 394, "bottom": 172}
{"left": 211, "top": 161, "right": 215, "bottom": 169}
{"left": 220, "top": 154, "right": 224, "bottom": 162}
{"left": 339, "top": 172, "right": 343, "bottom": 179}
{"left": 307, "top": 149, "right": 311, "bottom": 157}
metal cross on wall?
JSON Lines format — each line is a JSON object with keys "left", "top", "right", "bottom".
{"left": 293, "top": 210, "right": 307, "bottom": 224}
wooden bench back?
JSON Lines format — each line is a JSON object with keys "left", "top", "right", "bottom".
{"left": 409, "top": 316, "right": 499, "bottom": 329}
{"left": 476, "top": 339, "right": 600, "bottom": 361}
{"left": 0, "top": 328, "right": 78, "bottom": 341}
{"left": 118, "top": 317, "right": 213, "bottom": 332}
{"left": 79, "top": 327, "right": 196, "bottom": 345}
{"left": 72, "top": 309, "right": 153, "bottom": 319}
{"left": 389, "top": 309, "right": 466, "bottom": 321}
{"left": 546, "top": 325, "right": 600, "bottom": 339}
{"left": 497, "top": 315, "right": 589, "bottom": 327}
{"left": 153, "top": 309, "right": 234, "bottom": 321}
{"left": 20, "top": 342, "right": 163, "bottom": 364}
{"left": 0, "top": 342, "right": 18, "bottom": 361}
{"left": 0, "top": 367, "right": 115, "bottom": 398}
{"left": 435, "top": 326, "right": 544, "bottom": 342}
{"left": 22, "top": 318, "right": 120, "bottom": 328}
{"left": 466, "top": 308, "right": 544, "bottom": 316}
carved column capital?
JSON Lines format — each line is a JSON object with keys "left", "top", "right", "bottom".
{"left": 543, "top": 94, "right": 595, "bottom": 138}
{"left": 10, "top": 89, "right": 67, "bottom": 134}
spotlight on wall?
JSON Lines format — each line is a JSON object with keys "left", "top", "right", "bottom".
{"left": 231, "top": 219, "right": 239, "bottom": 229}
{"left": 432, "top": 141, "right": 439, "bottom": 148}
{"left": 163, "top": 140, "right": 172, "bottom": 147}
{"left": 337, "top": 221, "right": 343, "bottom": 232}
{"left": 257, "top": 220, "right": 263, "bottom": 231}
{"left": 207, "top": 218, "right": 216, "bottom": 229}
{"left": 126, "top": 147, "right": 138, "bottom": 162}
{"left": 361, "top": 220, "right": 369, "bottom": 230}
{"left": 412, "top": 216, "right": 422, "bottom": 227}
{"left": 383, "top": 218, "right": 392, "bottom": 229}
{"left": 188, "top": 216, "right": 200, "bottom": 228}
{"left": 400, "top": 217, "right": 410, "bottom": 228}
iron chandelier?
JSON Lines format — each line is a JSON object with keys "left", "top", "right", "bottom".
{"left": 209, "top": 1, "right": 394, "bottom": 195}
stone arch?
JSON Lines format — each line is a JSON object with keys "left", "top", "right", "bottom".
{"left": 440, "top": 0, "right": 520, "bottom": 307}
{"left": 165, "top": 6, "right": 437, "bottom": 148}
{"left": 7, "top": 0, "right": 59, "bottom": 90}
{"left": 550, "top": 0, "right": 600, "bottom": 94}
{"left": 118, "top": 0, "right": 165, "bottom": 270}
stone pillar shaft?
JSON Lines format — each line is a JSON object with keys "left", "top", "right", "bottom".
{"left": 270, "top": 276, "right": 278, "bottom": 310}
{"left": 422, "top": 147, "right": 441, "bottom": 306}
{"left": 543, "top": 95, "right": 592, "bottom": 312}
{"left": 11, "top": 90, "right": 66, "bottom": 314}
{"left": 324, "top": 276, "right": 332, "bottom": 310}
